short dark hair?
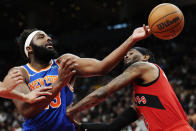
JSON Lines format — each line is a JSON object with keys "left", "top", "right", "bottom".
{"left": 17, "top": 29, "right": 37, "bottom": 61}
{"left": 133, "top": 47, "right": 155, "bottom": 63}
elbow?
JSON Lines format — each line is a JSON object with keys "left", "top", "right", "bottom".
{"left": 21, "top": 111, "right": 32, "bottom": 119}
{"left": 21, "top": 110, "right": 36, "bottom": 119}
{"left": 20, "top": 109, "right": 34, "bottom": 119}
{"left": 18, "top": 104, "right": 39, "bottom": 119}
{"left": 96, "top": 62, "right": 111, "bottom": 76}
{"left": 97, "top": 67, "right": 110, "bottom": 76}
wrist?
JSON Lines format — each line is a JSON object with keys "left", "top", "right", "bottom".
{"left": 22, "top": 93, "right": 31, "bottom": 103}
{"left": 0, "top": 83, "right": 8, "bottom": 94}
{"left": 54, "top": 79, "right": 66, "bottom": 87}
{"left": 126, "top": 36, "right": 136, "bottom": 45}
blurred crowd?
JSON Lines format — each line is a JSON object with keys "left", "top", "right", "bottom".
{"left": 0, "top": 4, "right": 196, "bottom": 131}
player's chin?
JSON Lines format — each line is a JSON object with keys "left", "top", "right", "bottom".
{"left": 124, "top": 61, "right": 131, "bottom": 66}
{"left": 46, "top": 46, "right": 55, "bottom": 51}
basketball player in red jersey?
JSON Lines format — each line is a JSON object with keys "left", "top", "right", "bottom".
{"left": 67, "top": 47, "right": 194, "bottom": 131}
{"left": 0, "top": 68, "right": 52, "bottom": 103}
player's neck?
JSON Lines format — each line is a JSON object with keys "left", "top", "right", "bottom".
{"left": 29, "top": 58, "right": 51, "bottom": 71}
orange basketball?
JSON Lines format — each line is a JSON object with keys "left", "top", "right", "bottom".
{"left": 148, "top": 3, "right": 184, "bottom": 40}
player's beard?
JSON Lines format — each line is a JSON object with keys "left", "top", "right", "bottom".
{"left": 123, "top": 55, "right": 141, "bottom": 69}
{"left": 31, "top": 43, "right": 58, "bottom": 64}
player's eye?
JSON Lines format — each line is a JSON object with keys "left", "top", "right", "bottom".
{"left": 38, "top": 34, "right": 45, "bottom": 39}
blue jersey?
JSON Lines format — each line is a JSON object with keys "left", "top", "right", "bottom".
{"left": 21, "top": 59, "right": 75, "bottom": 131}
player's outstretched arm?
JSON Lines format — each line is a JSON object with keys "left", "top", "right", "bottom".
{"left": 58, "top": 25, "right": 151, "bottom": 77}
{"left": 13, "top": 58, "right": 77, "bottom": 118}
{"left": 67, "top": 62, "right": 147, "bottom": 119}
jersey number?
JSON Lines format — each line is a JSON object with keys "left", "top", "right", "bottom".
{"left": 45, "top": 92, "right": 61, "bottom": 109}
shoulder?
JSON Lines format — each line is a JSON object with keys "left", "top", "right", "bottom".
{"left": 56, "top": 53, "right": 80, "bottom": 64}
{"left": 59, "top": 53, "right": 80, "bottom": 59}
{"left": 9, "top": 66, "right": 29, "bottom": 83}
{"left": 125, "top": 61, "right": 156, "bottom": 73}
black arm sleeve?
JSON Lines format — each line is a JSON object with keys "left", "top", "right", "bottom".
{"left": 80, "top": 107, "right": 138, "bottom": 131}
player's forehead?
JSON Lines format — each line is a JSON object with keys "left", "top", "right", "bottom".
{"left": 34, "top": 31, "right": 48, "bottom": 39}
{"left": 128, "top": 49, "right": 137, "bottom": 53}
{"left": 37, "top": 31, "right": 47, "bottom": 36}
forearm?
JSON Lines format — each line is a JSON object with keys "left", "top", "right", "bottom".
{"left": 0, "top": 82, "right": 5, "bottom": 94}
{"left": 100, "top": 36, "right": 135, "bottom": 73}
{"left": 15, "top": 80, "right": 64, "bottom": 118}
{"left": 69, "top": 71, "right": 133, "bottom": 115}
{"left": 0, "top": 82, "right": 26, "bottom": 101}
{"left": 0, "top": 89, "right": 27, "bottom": 101}
{"left": 68, "top": 86, "right": 109, "bottom": 115}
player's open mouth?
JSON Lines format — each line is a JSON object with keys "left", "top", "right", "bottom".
{"left": 124, "top": 58, "right": 129, "bottom": 63}
{"left": 45, "top": 43, "right": 53, "bottom": 48}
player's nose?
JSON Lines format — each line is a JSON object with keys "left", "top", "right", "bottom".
{"left": 124, "top": 55, "right": 128, "bottom": 59}
{"left": 47, "top": 37, "right": 52, "bottom": 44}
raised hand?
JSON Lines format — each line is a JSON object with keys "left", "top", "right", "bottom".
{"left": 1, "top": 68, "right": 24, "bottom": 93}
{"left": 131, "top": 24, "right": 151, "bottom": 42}
{"left": 25, "top": 87, "right": 53, "bottom": 104}
{"left": 57, "top": 57, "right": 77, "bottom": 87}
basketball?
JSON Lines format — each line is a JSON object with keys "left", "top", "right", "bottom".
{"left": 148, "top": 3, "right": 184, "bottom": 40}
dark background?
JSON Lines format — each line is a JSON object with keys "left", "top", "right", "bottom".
{"left": 0, "top": 0, "right": 195, "bottom": 80}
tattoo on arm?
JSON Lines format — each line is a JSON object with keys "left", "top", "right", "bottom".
{"left": 68, "top": 63, "right": 144, "bottom": 115}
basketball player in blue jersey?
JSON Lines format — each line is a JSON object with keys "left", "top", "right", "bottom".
{"left": 0, "top": 67, "right": 52, "bottom": 103}
{"left": 10, "top": 25, "right": 150, "bottom": 131}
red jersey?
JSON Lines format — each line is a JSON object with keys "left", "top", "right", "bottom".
{"left": 133, "top": 64, "right": 192, "bottom": 131}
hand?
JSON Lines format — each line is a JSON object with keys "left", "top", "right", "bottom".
{"left": 25, "top": 87, "right": 52, "bottom": 104}
{"left": 131, "top": 24, "right": 151, "bottom": 42}
{"left": 1, "top": 68, "right": 24, "bottom": 93}
{"left": 66, "top": 106, "right": 76, "bottom": 123}
{"left": 67, "top": 108, "right": 82, "bottom": 131}
{"left": 57, "top": 57, "right": 77, "bottom": 87}
{"left": 73, "top": 120, "right": 82, "bottom": 131}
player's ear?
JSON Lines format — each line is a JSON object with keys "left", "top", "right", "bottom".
{"left": 143, "top": 54, "right": 150, "bottom": 61}
{"left": 26, "top": 46, "right": 33, "bottom": 55}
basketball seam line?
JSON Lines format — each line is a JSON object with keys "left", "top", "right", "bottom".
{"left": 151, "top": 11, "right": 180, "bottom": 29}
{"left": 152, "top": 17, "right": 183, "bottom": 34}
{"left": 148, "top": 4, "right": 168, "bottom": 22}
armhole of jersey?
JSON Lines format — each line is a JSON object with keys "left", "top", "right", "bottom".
{"left": 20, "top": 66, "right": 31, "bottom": 90}
{"left": 66, "top": 76, "right": 76, "bottom": 92}
{"left": 20, "top": 66, "right": 30, "bottom": 83}
{"left": 135, "top": 65, "right": 160, "bottom": 87}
